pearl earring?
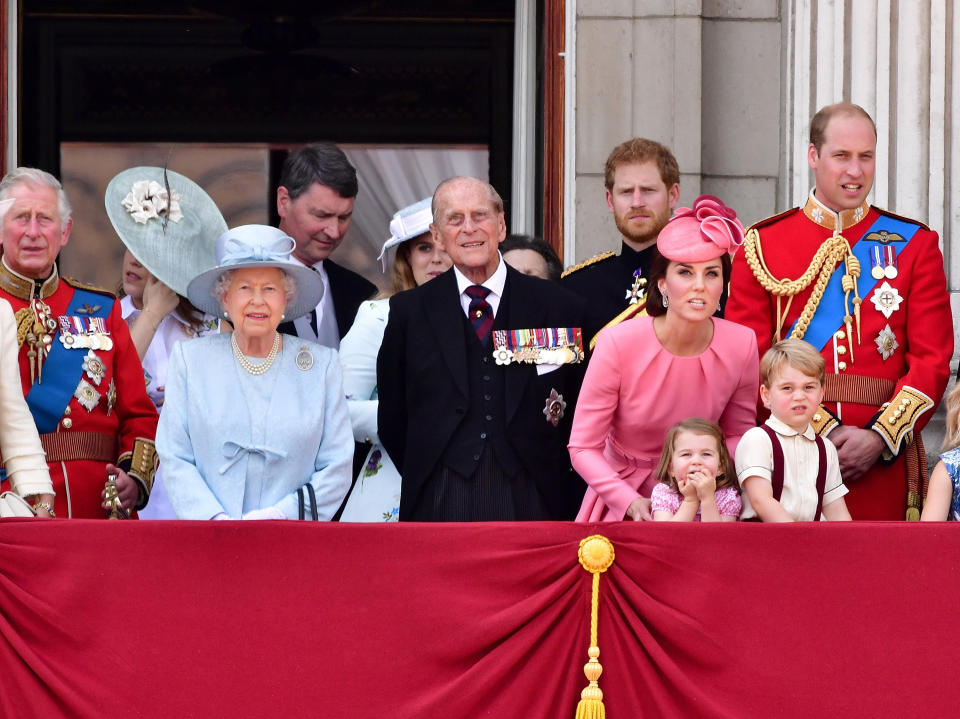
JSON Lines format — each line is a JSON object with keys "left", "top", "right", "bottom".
{"left": 223, "top": 311, "right": 229, "bottom": 319}
{"left": 281, "top": 313, "right": 285, "bottom": 320}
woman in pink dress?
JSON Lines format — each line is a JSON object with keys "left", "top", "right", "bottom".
{"left": 571, "top": 195, "right": 758, "bottom": 522}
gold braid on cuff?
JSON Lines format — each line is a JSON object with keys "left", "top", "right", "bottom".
{"left": 124, "top": 439, "right": 158, "bottom": 509}
{"left": 809, "top": 405, "right": 839, "bottom": 436}
{"left": 870, "top": 386, "right": 933, "bottom": 456}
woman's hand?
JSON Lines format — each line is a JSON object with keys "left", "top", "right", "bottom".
{"left": 625, "top": 496, "right": 652, "bottom": 521}
{"left": 142, "top": 276, "right": 179, "bottom": 320}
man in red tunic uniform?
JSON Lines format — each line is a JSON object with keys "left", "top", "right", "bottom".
{"left": 0, "top": 168, "right": 158, "bottom": 518}
{"left": 726, "top": 103, "right": 952, "bottom": 520}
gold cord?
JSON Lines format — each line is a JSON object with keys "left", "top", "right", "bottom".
{"left": 744, "top": 228, "right": 859, "bottom": 342}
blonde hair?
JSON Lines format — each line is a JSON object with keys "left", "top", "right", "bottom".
{"left": 760, "top": 338, "right": 825, "bottom": 387}
{"left": 942, "top": 382, "right": 960, "bottom": 451}
{"left": 655, "top": 418, "right": 737, "bottom": 492}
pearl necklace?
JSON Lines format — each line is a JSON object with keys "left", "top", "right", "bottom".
{"left": 232, "top": 332, "right": 281, "bottom": 376}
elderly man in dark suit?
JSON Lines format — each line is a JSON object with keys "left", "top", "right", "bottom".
{"left": 377, "top": 176, "right": 588, "bottom": 521}
{"left": 276, "top": 142, "right": 376, "bottom": 347}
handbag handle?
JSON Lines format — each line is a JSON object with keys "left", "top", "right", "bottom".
{"left": 296, "top": 484, "right": 319, "bottom": 521}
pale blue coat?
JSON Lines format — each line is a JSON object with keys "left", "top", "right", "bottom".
{"left": 157, "top": 333, "right": 353, "bottom": 519}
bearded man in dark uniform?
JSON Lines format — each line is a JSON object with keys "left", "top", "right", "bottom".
{"left": 562, "top": 138, "right": 679, "bottom": 348}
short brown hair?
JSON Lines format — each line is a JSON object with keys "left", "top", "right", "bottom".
{"left": 655, "top": 418, "right": 737, "bottom": 492}
{"left": 809, "top": 103, "right": 877, "bottom": 153}
{"left": 760, "top": 339, "right": 825, "bottom": 387}
{"left": 604, "top": 138, "right": 679, "bottom": 191}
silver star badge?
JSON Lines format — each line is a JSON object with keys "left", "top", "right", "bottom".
{"left": 82, "top": 350, "right": 106, "bottom": 386}
{"left": 74, "top": 378, "right": 101, "bottom": 412}
{"left": 875, "top": 325, "right": 899, "bottom": 360}
{"left": 869, "top": 281, "right": 903, "bottom": 319}
{"left": 543, "top": 388, "right": 566, "bottom": 427}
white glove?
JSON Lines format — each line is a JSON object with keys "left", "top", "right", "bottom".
{"left": 241, "top": 506, "right": 285, "bottom": 520}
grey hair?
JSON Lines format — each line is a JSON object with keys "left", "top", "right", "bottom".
{"left": 211, "top": 268, "right": 298, "bottom": 310}
{"left": 431, "top": 176, "right": 504, "bottom": 222}
{"left": 0, "top": 167, "right": 73, "bottom": 225}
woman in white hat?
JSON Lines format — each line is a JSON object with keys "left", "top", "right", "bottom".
{"left": 0, "top": 198, "right": 55, "bottom": 518}
{"left": 156, "top": 225, "right": 353, "bottom": 520}
{"left": 337, "top": 198, "right": 451, "bottom": 521}
{"left": 106, "top": 167, "right": 225, "bottom": 518}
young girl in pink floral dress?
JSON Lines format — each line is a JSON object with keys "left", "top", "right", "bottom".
{"left": 651, "top": 418, "right": 741, "bottom": 521}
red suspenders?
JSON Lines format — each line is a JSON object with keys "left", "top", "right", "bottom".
{"left": 759, "top": 424, "right": 828, "bottom": 521}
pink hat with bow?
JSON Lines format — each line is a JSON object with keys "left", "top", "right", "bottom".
{"left": 656, "top": 195, "right": 744, "bottom": 262}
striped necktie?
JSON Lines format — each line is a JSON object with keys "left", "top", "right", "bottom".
{"left": 464, "top": 285, "right": 493, "bottom": 342}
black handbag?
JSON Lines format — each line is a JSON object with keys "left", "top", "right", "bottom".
{"left": 297, "top": 484, "right": 318, "bottom": 521}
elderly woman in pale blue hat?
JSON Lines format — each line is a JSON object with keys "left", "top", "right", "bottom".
{"left": 337, "top": 198, "right": 451, "bottom": 521}
{"left": 156, "top": 224, "right": 353, "bottom": 520}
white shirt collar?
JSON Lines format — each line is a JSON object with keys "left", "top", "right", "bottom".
{"left": 765, "top": 414, "right": 817, "bottom": 441}
{"left": 453, "top": 252, "right": 507, "bottom": 298}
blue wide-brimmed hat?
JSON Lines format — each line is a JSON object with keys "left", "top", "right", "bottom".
{"left": 186, "top": 225, "right": 323, "bottom": 322}
{"left": 105, "top": 167, "right": 227, "bottom": 297}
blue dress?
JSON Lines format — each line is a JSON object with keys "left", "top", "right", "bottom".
{"left": 157, "top": 333, "right": 353, "bottom": 519}
{"left": 940, "top": 446, "right": 960, "bottom": 521}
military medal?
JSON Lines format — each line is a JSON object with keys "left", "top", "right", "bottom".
{"left": 883, "top": 246, "right": 898, "bottom": 279}
{"left": 875, "top": 324, "right": 899, "bottom": 360}
{"left": 870, "top": 246, "right": 885, "bottom": 280}
{"left": 296, "top": 345, "right": 314, "bottom": 371}
{"left": 493, "top": 347, "right": 513, "bottom": 365}
{"left": 492, "top": 327, "right": 584, "bottom": 365}
{"left": 74, "top": 378, "right": 101, "bottom": 412}
{"left": 870, "top": 281, "right": 903, "bottom": 319}
{"left": 82, "top": 350, "right": 106, "bottom": 386}
{"left": 625, "top": 269, "right": 647, "bottom": 305}
{"left": 542, "top": 388, "right": 566, "bottom": 427}
{"left": 106, "top": 379, "right": 117, "bottom": 415}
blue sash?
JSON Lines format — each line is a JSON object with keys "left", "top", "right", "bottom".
{"left": 25, "top": 289, "right": 111, "bottom": 434}
{"left": 788, "top": 216, "right": 921, "bottom": 351}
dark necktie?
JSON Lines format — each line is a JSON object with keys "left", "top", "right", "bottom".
{"left": 464, "top": 285, "right": 493, "bottom": 342}
{"left": 307, "top": 265, "right": 320, "bottom": 336}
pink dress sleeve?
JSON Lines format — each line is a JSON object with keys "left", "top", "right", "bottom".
{"left": 717, "top": 324, "right": 760, "bottom": 458}
{"left": 650, "top": 482, "right": 681, "bottom": 517}
{"left": 714, "top": 486, "right": 743, "bottom": 517}
{"left": 568, "top": 330, "right": 642, "bottom": 518}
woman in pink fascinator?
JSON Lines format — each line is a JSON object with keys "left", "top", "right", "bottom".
{"left": 570, "top": 195, "right": 760, "bottom": 522}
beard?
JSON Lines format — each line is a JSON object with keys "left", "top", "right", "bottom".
{"left": 613, "top": 206, "right": 671, "bottom": 247}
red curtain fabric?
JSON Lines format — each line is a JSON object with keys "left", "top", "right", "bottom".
{"left": 0, "top": 520, "right": 956, "bottom": 718}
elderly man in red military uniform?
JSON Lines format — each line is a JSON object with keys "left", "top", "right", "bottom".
{"left": 0, "top": 167, "right": 158, "bottom": 518}
{"left": 726, "top": 103, "right": 952, "bottom": 520}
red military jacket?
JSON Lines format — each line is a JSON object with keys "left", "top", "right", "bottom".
{"left": 0, "top": 260, "right": 158, "bottom": 518}
{"left": 726, "top": 191, "right": 953, "bottom": 520}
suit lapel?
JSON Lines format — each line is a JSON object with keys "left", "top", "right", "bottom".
{"left": 424, "top": 270, "right": 469, "bottom": 400}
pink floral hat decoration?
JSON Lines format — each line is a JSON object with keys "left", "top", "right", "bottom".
{"left": 656, "top": 195, "right": 744, "bottom": 263}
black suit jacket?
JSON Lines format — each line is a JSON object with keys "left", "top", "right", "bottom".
{"left": 377, "top": 266, "right": 588, "bottom": 520}
{"left": 277, "top": 258, "right": 376, "bottom": 340}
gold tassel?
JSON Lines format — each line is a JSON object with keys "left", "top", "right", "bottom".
{"left": 575, "top": 535, "right": 615, "bottom": 719}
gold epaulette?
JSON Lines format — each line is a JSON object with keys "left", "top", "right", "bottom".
{"left": 63, "top": 276, "right": 118, "bottom": 299}
{"left": 809, "top": 405, "right": 839, "bottom": 436}
{"left": 561, "top": 251, "right": 615, "bottom": 278}
{"left": 870, "top": 386, "right": 934, "bottom": 456}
